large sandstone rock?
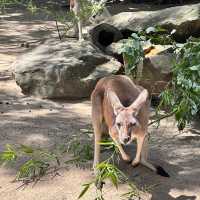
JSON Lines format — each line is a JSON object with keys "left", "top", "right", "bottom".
{"left": 105, "top": 42, "right": 174, "bottom": 95}
{"left": 105, "top": 3, "right": 200, "bottom": 42}
{"left": 105, "top": 40, "right": 169, "bottom": 57}
{"left": 14, "top": 39, "right": 121, "bottom": 99}
{"left": 138, "top": 45, "right": 174, "bottom": 95}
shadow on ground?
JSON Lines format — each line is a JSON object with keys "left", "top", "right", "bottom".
{"left": 0, "top": 80, "right": 200, "bottom": 200}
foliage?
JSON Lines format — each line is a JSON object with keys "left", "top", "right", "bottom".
{"left": 121, "top": 182, "right": 141, "bottom": 200}
{"left": 0, "top": 144, "right": 17, "bottom": 164}
{"left": 66, "top": 139, "right": 93, "bottom": 165}
{"left": 62, "top": 128, "right": 94, "bottom": 166}
{"left": 78, "top": 140, "right": 121, "bottom": 199}
{"left": 119, "top": 33, "right": 144, "bottom": 77}
{"left": 119, "top": 26, "right": 199, "bottom": 130}
{"left": 78, "top": 140, "right": 142, "bottom": 200}
{"left": 0, "top": 134, "right": 149, "bottom": 198}
{"left": 0, "top": 129, "right": 94, "bottom": 186}
{"left": 78, "top": 160, "right": 127, "bottom": 199}
{"left": 121, "top": 182, "right": 156, "bottom": 200}
{"left": 0, "top": 0, "right": 20, "bottom": 9}
{"left": 0, "top": 0, "right": 38, "bottom": 11}
{"left": 0, "top": 0, "right": 105, "bottom": 39}
{"left": 118, "top": 26, "right": 176, "bottom": 77}
{"left": 0, "top": 144, "right": 60, "bottom": 183}
{"left": 158, "top": 37, "right": 200, "bottom": 130}
{"left": 139, "top": 26, "right": 175, "bottom": 45}
{"left": 79, "top": 0, "right": 105, "bottom": 21}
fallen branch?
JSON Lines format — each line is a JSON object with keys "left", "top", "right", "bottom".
{"left": 148, "top": 110, "right": 177, "bottom": 126}
{"left": 55, "top": 20, "right": 62, "bottom": 41}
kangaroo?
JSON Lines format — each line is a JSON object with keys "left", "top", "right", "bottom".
{"left": 91, "top": 75, "right": 169, "bottom": 177}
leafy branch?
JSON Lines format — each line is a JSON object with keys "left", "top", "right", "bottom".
{"left": 0, "top": 144, "right": 61, "bottom": 186}
{"left": 0, "top": 0, "right": 105, "bottom": 40}
{"left": 78, "top": 140, "right": 146, "bottom": 200}
{"left": 157, "top": 37, "right": 200, "bottom": 130}
{"left": 119, "top": 33, "right": 144, "bottom": 78}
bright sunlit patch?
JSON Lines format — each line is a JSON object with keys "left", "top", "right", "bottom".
{"left": 0, "top": 12, "right": 23, "bottom": 18}
{"left": 178, "top": 168, "right": 200, "bottom": 176}
{"left": 169, "top": 188, "right": 198, "bottom": 199}
{"left": 3, "top": 109, "right": 59, "bottom": 118}
{"left": 24, "top": 133, "right": 50, "bottom": 147}
{"left": 129, "top": 7, "right": 138, "bottom": 11}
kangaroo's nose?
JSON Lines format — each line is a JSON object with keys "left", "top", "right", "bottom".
{"left": 124, "top": 136, "right": 130, "bottom": 144}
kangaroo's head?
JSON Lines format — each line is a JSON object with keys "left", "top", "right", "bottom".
{"left": 107, "top": 89, "right": 148, "bottom": 145}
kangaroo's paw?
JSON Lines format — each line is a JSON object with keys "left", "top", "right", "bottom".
{"left": 131, "top": 159, "right": 140, "bottom": 168}
{"left": 122, "top": 154, "right": 132, "bottom": 163}
{"left": 156, "top": 165, "right": 170, "bottom": 177}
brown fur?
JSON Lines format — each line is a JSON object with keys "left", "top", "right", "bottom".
{"left": 91, "top": 75, "right": 157, "bottom": 173}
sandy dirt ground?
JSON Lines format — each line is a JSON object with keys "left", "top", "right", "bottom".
{"left": 0, "top": 3, "right": 200, "bottom": 200}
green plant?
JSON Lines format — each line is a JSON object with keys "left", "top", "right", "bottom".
{"left": 0, "top": 0, "right": 21, "bottom": 9}
{"left": 78, "top": 140, "right": 124, "bottom": 199}
{"left": 139, "top": 26, "right": 175, "bottom": 45}
{"left": 79, "top": 0, "right": 105, "bottom": 21}
{"left": 0, "top": 137, "right": 147, "bottom": 199}
{"left": 0, "top": 0, "right": 105, "bottom": 40}
{"left": 157, "top": 37, "right": 200, "bottom": 130}
{"left": 78, "top": 140, "right": 142, "bottom": 200}
{"left": 121, "top": 182, "right": 141, "bottom": 200}
{"left": 119, "top": 33, "right": 144, "bottom": 78}
{"left": 0, "top": 144, "right": 60, "bottom": 184}
{"left": 0, "top": 144, "right": 17, "bottom": 164}
{"left": 79, "top": 161, "right": 127, "bottom": 199}
{"left": 0, "top": 136, "right": 94, "bottom": 187}
{"left": 121, "top": 182, "right": 156, "bottom": 200}
{"left": 64, "top": 130, "right": 94, "bottom": 166}
{"left": 66, "top": 139, "right": 93, "bottom": 165}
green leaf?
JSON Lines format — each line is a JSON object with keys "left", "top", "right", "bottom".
{"left": 189, "top": 64, "right": 200, "bottom": 71}
{"left": 78, "top": 183, "right": 91, "bottom": 199}
{"left": 99, "top": 141, "right": 115, "bottom": 146}
{"left": 20, "top": 144, "right": 34, "bottom": 154}
{"left": 109, "top": 173, "right": 118, "bottom": 189}
{"left": 0, "top": 144, "right": 17, "bottom": 164}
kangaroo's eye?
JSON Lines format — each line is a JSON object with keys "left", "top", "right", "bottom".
{"left": 117, "top": 123, "right": 121, "bottom": 128}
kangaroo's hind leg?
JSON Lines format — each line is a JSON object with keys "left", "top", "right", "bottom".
{"left": 91, "top": 92, "right": 103, "bottom": 170}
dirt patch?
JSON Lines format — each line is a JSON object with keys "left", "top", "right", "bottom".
{"left": 0, "top": 80, "right": 200, "bottom": 200}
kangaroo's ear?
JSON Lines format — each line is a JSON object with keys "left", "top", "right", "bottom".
{"left": 107, "top": 89, "right": 124, "bottom": 116}
{"left": 129, "top": 89, "right": 148, "bottom": 114}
